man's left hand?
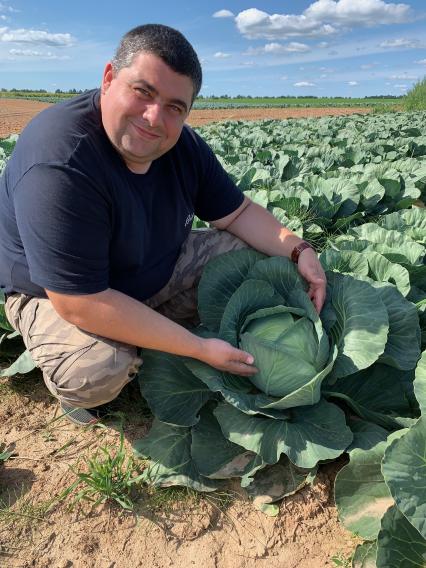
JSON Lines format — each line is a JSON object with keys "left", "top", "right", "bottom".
{"left": 296, "top": 248, "right": 327, "bottom": 313}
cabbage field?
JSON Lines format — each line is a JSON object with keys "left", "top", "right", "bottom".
{"left": 1, "top": 110, "right": 426, "bottom": 567}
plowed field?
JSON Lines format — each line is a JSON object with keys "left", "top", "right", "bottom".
{"left": 0, "top": 98, "right": 371, "bottom": 137}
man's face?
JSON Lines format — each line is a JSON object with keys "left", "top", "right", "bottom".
{"left": 100, "top": 52, "right": 194, "bottom": 173}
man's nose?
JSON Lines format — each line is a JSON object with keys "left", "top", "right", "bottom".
{"left": 143, "top": 103, "right": 163, "bottom": 127}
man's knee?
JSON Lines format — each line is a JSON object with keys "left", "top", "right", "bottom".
{"left": 45, "top": 341, "right": 142, "bottom": 408}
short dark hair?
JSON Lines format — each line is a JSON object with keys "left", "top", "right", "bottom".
{"left": 111, "top": 24, "right": 202, "bottom": 101}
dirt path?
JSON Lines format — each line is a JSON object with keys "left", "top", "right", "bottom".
{"left": 0, "top": 98, "right": 371, "bottom": 137}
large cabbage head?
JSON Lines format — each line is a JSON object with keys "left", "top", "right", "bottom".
{"left": 240, "top": 305, "right": 330, "bottom": 398}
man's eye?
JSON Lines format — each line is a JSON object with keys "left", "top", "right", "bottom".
{"left": 169, "top": 105, "right": 183, "bottom": 114}
{"left": 136, "top": 88, "right": 150, "bottom": 97}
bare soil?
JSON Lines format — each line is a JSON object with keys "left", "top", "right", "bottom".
{"left": 0, "top": 374, "right": 357, "bottom": 568}
{"left": 0, "top": 98, "right": 372, "bottom": 137}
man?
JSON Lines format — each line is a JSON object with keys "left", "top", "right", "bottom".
{"left": 0, "top": 24, "right": 326, "bottom": 425}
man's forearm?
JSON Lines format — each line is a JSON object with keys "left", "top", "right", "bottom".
{"left": 46, "top": 287, "right": 203, "bottom": 358}
{"left": 225, "top": 200, "right": 304, "bottom": 257}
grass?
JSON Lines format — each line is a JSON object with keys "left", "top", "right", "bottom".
{"left": 61, "top": 431, "right": 145, "bottom": 511}
{"left": 404, "top": 76, "right": 426, "bottom": 111}
{"left": 331, "top": 552, "right": 354, "bottom": 567}
{"left": 0, "top": 489, "right": 55, "bottom": 528}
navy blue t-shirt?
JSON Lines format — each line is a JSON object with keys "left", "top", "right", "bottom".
{"left": 0, "top": 90, "right": 244, "bottom": 302}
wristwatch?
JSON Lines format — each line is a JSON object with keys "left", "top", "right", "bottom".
{"left": 291, "top": 241, "right": 314, "bottom": 263}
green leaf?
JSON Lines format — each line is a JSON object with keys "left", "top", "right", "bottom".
{"left": 352, "top": 541, "right": 377, "bottom": 568}
{"left": 364, "top": 252, "right": 411, "bottom": 297}
{"left": 138, "top": 351, "right": 212, "bottom": 427}
{"left": 247, "top": 255, "right": 307, "bottom": 299}
{"left": 325, "top": 272, "right": 389, "bottom": 380}
{"left": 319, "top": 249, "right": 369, "bottom": 277}
{"left": 325, "top": 364, "right": 416, "bottom": 430}
{"left": 376, "top": 505, "right": 426, "bottom": 568}
{"left": 0, "top": 350, "right": 36, "bottom": 377}
{"left": 185, "top": 359, "right": 290, "bottom": 419}
{"left": 335, "top": 437, "right": 397, "bottom": 540}
{"left": 219, "top": 279, "right": 284, "bottom": 346}
{"left": 214, "top": 399, "right": 352, "bottom": 469}
{"left": 347, "top": 419, "right": 389, "bottom": 452}
{"left": 242, "top": 457, "right": 316, "bottom": 510}
{"left": 414, "top": 351, "right": 426, "bottom": 415}
{"left": 191, "top": 404, "right": 260, "bottom": 479}
{"left": 0, "top": 291, "right": 14, "bottom": 332}
{"left": 198, "top": 248, "right": 266, "bottom": 332}
{"left": 348, "top": 224, "right": 425, "bottom": 265}
{"left": 382, "top": 416, "right": 426, "bottom": 540}
{"left": 133, "top": 419, "right": 217, "bottom": 492}
{"left": 373, "top": 283, "right": 421, "bottom": 370}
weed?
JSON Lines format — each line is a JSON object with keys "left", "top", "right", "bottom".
{"left": 0, "top": 486, "right": 56, "bottom": 532}
{"left": 142, "top": 485, "right": 202, "bottom": 514}
{"left": 61, "top": 431, "right": 144, "bottom": 511}
{"left": 331, "top": 551, "right": 353, "bottom": 567}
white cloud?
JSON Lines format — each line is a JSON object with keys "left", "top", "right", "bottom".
{"left": 294, "top": 81, "right": 316, "bottom": 87}
{"left": 0, "top": 27, "right": 74, "bottom": 46}
{"left": 360, "top": 63, "right": 377, "bottom": 69}
{"left": 415, "top": 59, "right": 426, "bottom": 65}
{"left": 318, "top": 41, "right": 330, "bottom": 48}
{"left": 235, "top": 1, "right": 411, "bottom": 41}
{"left": 389, "top": 73, "right": 417, "bottom": 80}
{"left": 214, "top": 51, "right": 231, "bottom": 58}
{"left": 347, "top": 81, "right": 358, "bottom": 85}
{"left": 304, "top": 0, "right": 411, "bottom": 26}
{"left": 379, "top": 38, "right": 420, "bottom": 48}
{"left": 8, "top": 47, "right": 70, "bottom": 59}
{"left": 281, "top": 75, "right": 288, "bottom": 80}
{"left": 213, "top": 9, "right": 234, "bottom": 18}
{"left": 0, "top": 3, "right": 19, "bottom": 13}
{"left": 247, "top": 41, "right": 311, "bottom": 55}
{"left": 394, "top": 83, "right": 408, "bottom": 89}
{"left": 236, "top": 8, "right": 336, "bottom": 40}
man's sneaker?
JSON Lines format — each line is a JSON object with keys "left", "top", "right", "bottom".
{"left": 60, "top": 402, "right": 101, "bottom": 426}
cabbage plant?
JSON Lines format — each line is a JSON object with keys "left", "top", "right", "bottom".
{"left": 134, "top": 248, "right": 422, "bottom": 514}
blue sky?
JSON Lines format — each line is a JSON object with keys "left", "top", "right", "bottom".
{"left": 0, "top": 0, "right": 425, "bottom": 97}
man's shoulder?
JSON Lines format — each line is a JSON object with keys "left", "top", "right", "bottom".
{"left": 16, "top": 90, "right": 102, "bottom": 158}
{"left": 7, "top": 90, "right": 105, "bottom": 178}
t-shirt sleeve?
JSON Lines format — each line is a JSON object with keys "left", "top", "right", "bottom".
{"left": 189, "top": 130, "right": 244, "bottom": 222}
{"left": 13, "top": 163, "right": 111, "bottom": 294}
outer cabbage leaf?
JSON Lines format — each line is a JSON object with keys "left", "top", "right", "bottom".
{"left": 197, "top": 248, "right": 266, "bottom": 332}
{"left": 138, "top": 351, "right": 213, "bottom": 427}
{"left": 191, "top": 403, "right": 262, "bottom": 479}
{"left": 214, "top": 400, "right": 352, "bottom": 469}
{"left": 382, "top": 416, "right": 426, "bottom": 540}
{"left": 375, "top": 505, "right": 426, "bottom": 568}
{"left": 133, "top": 419, "right": 218, "bottom": 492}
{"left": 325, "top": 272, "right": 389, "bottom": 380}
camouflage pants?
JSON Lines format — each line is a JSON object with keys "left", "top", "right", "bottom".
{"left": 4, "top": 229, "right": 247, "bottom": 408}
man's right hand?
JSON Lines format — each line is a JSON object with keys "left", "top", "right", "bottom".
{"left": 198, "top": 337, "right": 258, "bottom": 376}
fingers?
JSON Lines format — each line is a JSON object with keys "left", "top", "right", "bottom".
{"left": 309, "top": 280, "right": 326, "bottom": 313}
{"left": 227, "top": 347, "right": 258, "bottom": 376}
{"left": 227, "top": 361, "right": 259, "bottom": 376}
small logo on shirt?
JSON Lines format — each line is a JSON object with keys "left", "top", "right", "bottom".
{"left": 184, "top": 212, "right": 195, "bottom": 227}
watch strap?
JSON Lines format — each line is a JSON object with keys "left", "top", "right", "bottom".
{"left": 291, "top": 241, "right": 314, "bottom": 263}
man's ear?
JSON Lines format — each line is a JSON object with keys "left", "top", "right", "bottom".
{"left": 101, "top": 62, "right": 114, "bottom": 94}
